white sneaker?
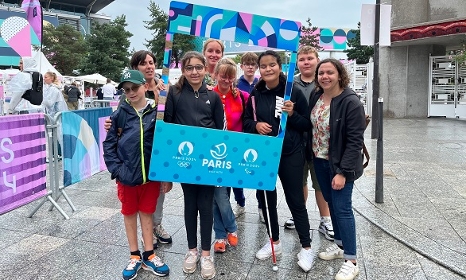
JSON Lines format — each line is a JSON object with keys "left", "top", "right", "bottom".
{"left": 258, "top": 209, "right": 265, "bottom": 223}
{"left": 297, "top": 248, "right": 315, "bottom": 272}
{"left": 318, "top": 244, "right": 344, "bottom": 260}
{"left": 318, "top": 217, "right": 335, "bottom": 241}
{"left": 335, "top": 261, "right": 359, "bottom": 280}
{"left": 233, "top": 205, "right": 245, "bottom": 218}
{"left": 200, "top": 255, "right": 216, "bottom": 279}
{"left": 284, "top": 217, "right": 295, "bottom": 229}
{"left": 182, "top": 250, "right": 199, "bottom": 274}
{"left": 255, "top": 241, "right": 282, "bottom": 260}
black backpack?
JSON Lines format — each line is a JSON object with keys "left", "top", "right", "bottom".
{"left": 21, "top": 71, "right": 43, "bottom": 105}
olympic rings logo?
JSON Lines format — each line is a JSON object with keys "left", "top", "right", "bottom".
{"left": 177, "top": 161, "right": 190, "bottom": 168}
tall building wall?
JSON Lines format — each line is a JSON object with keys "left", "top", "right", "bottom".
{"left": 379, "top": 0, "right": 464, "bottom": 117}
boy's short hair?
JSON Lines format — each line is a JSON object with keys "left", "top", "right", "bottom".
{"left": 241, "top": 52, "right": 258, "bottom": 65}
{"left": 118, "top": 70, "right": 146, "bottom": 89}
{"left": 297, "top": 46, "right": 319, "bottom": 58}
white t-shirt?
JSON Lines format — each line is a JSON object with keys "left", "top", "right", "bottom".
{"left": 102, "top": 83, "right": 116, "bottom": 98}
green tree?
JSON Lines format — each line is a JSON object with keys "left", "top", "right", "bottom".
{"left": 344, "top": 22, "right": 374, "bottom": 64}
{"left": 231, "top": 54, "right": 243, "bottom": 64}
{"left": 41, "top": 24, "right": 87, "bottom": 75}
{"left": 80, "top": 16, "right": 132, "bottom": 81}
{"left": 299, "top": 18, "right": 322, "bottom": 50}
{"left": 145, "top": 1, "right": 195, "bottom": 68}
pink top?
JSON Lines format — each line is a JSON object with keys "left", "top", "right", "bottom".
{"left": 213, "top": 85, "right": 249, "bottom": 132}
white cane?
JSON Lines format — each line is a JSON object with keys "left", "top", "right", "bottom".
{"left": 262, "top": 190, "right": 278, "bottom": 272}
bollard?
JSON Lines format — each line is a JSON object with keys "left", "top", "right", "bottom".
{"left": 375, "top": 98, "right": 384, "bottom": 203}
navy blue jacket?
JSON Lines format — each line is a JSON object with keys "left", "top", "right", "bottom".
{"left": 103, "top": 99, "right": 157, "bottom": 186}
{"left": 308, "top": 87, "right": 366, "bottom": 181}
{"left": 237, "top": 75, "right": 259, "bottom": 94}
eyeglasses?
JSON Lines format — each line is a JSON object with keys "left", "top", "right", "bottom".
{"left": 184, "top": 64, "right": 205, "bottom": 72}
{"left": 218, "top": 75, "right": 235, "bottom": 82}
{"left": 243, "top": 63, "right": 257, "bottom": 68}
{"left": 122, "top": 84, "right": 142, "bottom": 93}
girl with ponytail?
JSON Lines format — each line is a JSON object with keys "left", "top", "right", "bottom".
{"left": 210, "top": 57, "right": 249, "bottom": 254}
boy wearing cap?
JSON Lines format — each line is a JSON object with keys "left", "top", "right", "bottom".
{"left": 103, "top": 70, "right": 170, "bottom": 279}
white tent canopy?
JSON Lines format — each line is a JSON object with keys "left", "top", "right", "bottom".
{"left": 33, "top": 51, "right": 63, "bottom": 78}
{"left": 75, "top": 73, "right": 112, "bottom": 85}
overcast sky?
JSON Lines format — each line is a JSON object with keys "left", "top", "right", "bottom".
{"left": 101, "top": 0, "right": 375, "bottom": 52}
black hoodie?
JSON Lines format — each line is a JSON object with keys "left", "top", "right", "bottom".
{"left": 165, "top": 81, "right": 225, "bottom": 130}
{"left": 243, "top": 76, "right": 311, "bottom": 155}
{"left": 308, "top": 87, "right": 366, "bottom": 181}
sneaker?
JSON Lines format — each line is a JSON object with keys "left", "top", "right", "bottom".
{"left": 284, "top": 217, "right": 295, "bottom": 229}
{"left": 297, "top": 248, "right": 315, "bottom": 272}
{"left": 318, "top": 244, "right": 344, "bottom": 260}
{"left": 227, "top": 232, "right": 238, "bottom": 247}
{"left": 335, "top": 260, "right": 359, "bottom": 280}
{"left": 214, "top": 239, "right": 227, "bottom": 253}
{"left": 233, "top": 205, "right": 245, "bottom": 218}
{"left": 255, "top": 241, "right": 282, "bottom": 260}
{"left": 318, "top": 218, "right": 335, "bottom": 241}
{"left": 183, "top": 250, "right": 199, "bottom": 274}
{"left": 258, "top": 208, "right": 265, "bottom": 223}
{"left": 154, "top": 224, "right": 172, "bottom": 244}
{"left": 122, "top": 255, "right": 142, "bottom": 280}
{"left": 200, "top": 255, "right": 216, "bottom": 280}
{"left": 142, "top": 254, "right": 170, "bottom": 277}
{"left": 140, "top": 235, "right": 158, "bottom": 250}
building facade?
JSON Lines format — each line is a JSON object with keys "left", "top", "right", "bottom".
{"left": 382, "top": 0, "right": 466, "bottom": 118}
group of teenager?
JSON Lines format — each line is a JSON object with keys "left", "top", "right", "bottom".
{"left": 103, "top": 39, "right": 366, "bottom": 280}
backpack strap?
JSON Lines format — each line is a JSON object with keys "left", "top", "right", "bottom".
{"left": 116, "top": 110, "right": 127, "bottom": 137}
{"left": 170, "top": 87, "right": 182, "bottom": 123}
{"left": 362, "top": 115, "right": 370, "bottom": 168}
{"left": 251, "top": 95, "right": 257, "bottom": 122}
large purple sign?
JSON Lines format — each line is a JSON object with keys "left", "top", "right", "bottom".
{"left": 0, "top": 113, "right": 47, "bottom": 215}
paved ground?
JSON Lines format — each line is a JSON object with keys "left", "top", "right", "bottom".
{"left": 0, "top": 118, "right": 465, "bottom": 280}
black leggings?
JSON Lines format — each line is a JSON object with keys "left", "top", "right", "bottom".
{"left": 258, "top": 150, "right": 311, "bottom": 248}
{"left": 181, "top": 183, "right": 215, "bottom": 251}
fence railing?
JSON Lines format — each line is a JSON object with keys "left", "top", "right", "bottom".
{"left": 0, "top": 107, "right": 112, "bottom": 219}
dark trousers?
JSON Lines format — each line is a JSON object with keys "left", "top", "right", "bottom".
{"left": 258, "top": 150, "right": 311, "bottom": 248}
{"left": 181, "top": 183, "right": 215, "bottom": 251}
{"left": 231, "top": 187, "right": 245, "bottom": 207}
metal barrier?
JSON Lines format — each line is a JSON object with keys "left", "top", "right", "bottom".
{"left": 28, "top": 113, "right": 75, "bottom": 219}
{"left": 0, "top": 113, "right": 69, "bottom": 219}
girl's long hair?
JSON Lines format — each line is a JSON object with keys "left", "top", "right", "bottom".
{"left": 174, "top": 51, "right": 206, "bottom": 93}
{"left": 45, "top": 71, "right": 59, "bottom": 86}
{"left": 214, "top": 57, "right": 239, "bottom": 97}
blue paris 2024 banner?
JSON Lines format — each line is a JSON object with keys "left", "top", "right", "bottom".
{"left": 149, "top": 1, "right": 301, "bottom": 190}
{"left": 149, "top": 122, "right": 283, "bottom": 190}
